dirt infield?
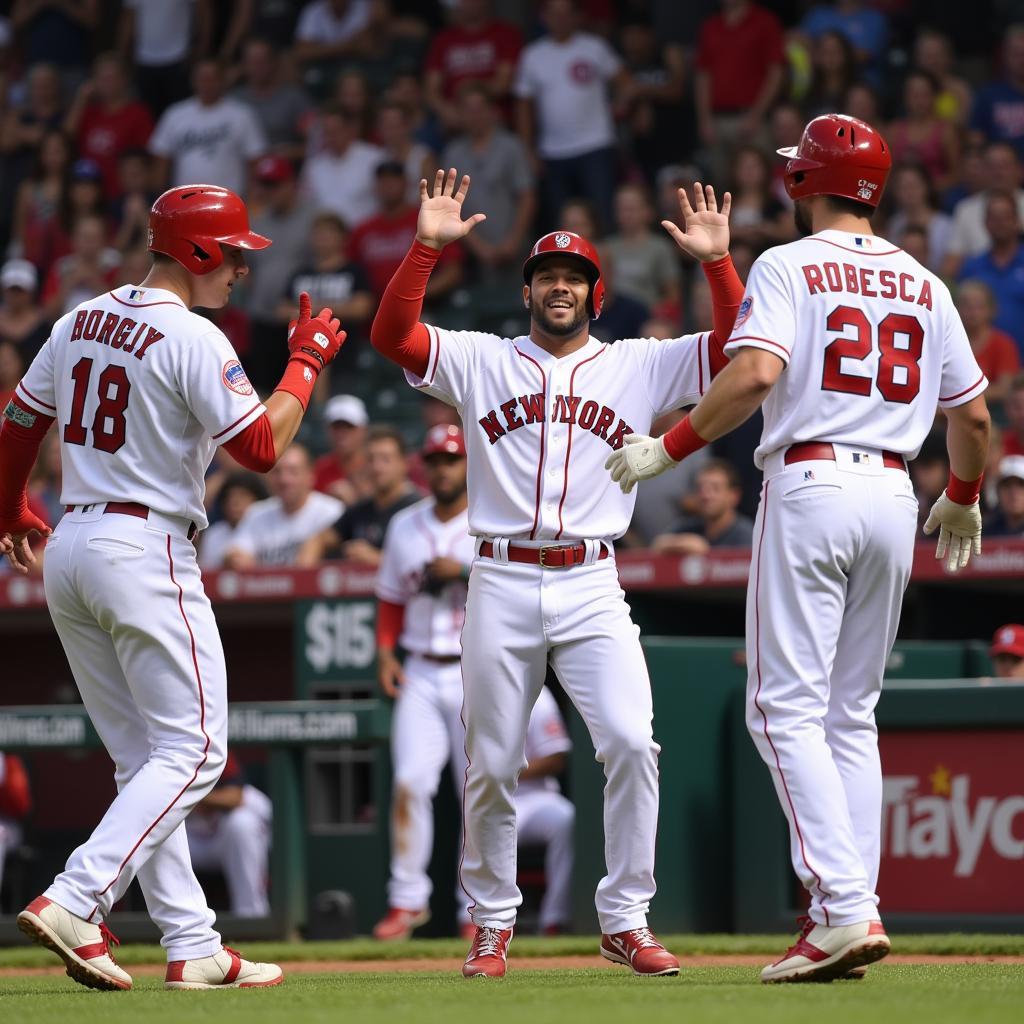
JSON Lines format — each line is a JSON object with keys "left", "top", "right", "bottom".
{"left": 3, "top": 953, "right": 1024, "bottom": 978}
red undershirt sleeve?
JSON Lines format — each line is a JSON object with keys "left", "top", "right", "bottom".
{"left": 370, "top": 240, "right": 441, "bottom": 379}
{"left": 376, "top": 599, "right": 405, "bottom": 649}
{"left": 0, "top": 397, "right": 55, "bottom": 522}
{"left": 702, "top": 254, "right": 745, "bottom": 378}
{"left": 222, "top": 413, "right": 276, "bottom": 473}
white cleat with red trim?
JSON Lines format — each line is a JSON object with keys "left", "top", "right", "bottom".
{"left": 165, "top": 946, "right": 283, "bottom": 989}
{"left": 17, "top": 895, "right": 133, "bottom": 991}
{"left": 761, "top": 917, "right": 890, "bottom": 983}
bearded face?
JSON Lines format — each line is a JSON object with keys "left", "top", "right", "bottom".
{"left": 525, "top": 258, "right": 592, "bottom": 337}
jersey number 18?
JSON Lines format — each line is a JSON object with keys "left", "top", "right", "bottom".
{"left": 63, "top": 357, "right": 131, "bottom": 454}
{"left": 821, "top": 305, "right": 924, "bottom": 404}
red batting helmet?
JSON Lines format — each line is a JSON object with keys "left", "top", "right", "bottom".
{"left": 778, "top": 114, "right": 891, "bottom": 208}
{"left": 523, "top": 231, "right": 605, "bottom": 318}
{"left": 148, "top": 185, "right": 271, "bottom": 275}
{"left": 422, "top": 424, "right": 466, "bottom": 458}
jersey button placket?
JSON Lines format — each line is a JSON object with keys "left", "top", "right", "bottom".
{"left": 540, "top": 367, "right": 565, "bottom": 536}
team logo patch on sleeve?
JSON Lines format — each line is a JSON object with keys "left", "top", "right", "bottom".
{"left": 4, "top": 400, "right": 36, "bottom": 427}
{"left": 734, "top": 295, "right": 754, "bottom": 328}
{"left": 222, "top": 359, "right": 254, "bottom": 396}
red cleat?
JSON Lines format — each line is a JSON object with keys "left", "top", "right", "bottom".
{"left": 600, "top": 927, "right": 679, "bottom": 976}
{"left": 462, "top": 926, "right": 513, "bottom": 978}
{"left": 373, "top": 907, "right": 430, "bottom": 941}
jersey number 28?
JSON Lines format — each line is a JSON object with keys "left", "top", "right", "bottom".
{"left": 63, "top": 357, "right": 131, "bottom": 454}
{"left": 821, "top": 305, "right": 923, "bottom": 404}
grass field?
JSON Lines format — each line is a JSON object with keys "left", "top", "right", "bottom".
{"left": 1, "top": 935, "right": 1021, "bottom": 1024}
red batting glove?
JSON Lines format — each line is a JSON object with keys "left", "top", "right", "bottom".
{"left": 287, "top": 292, "right": 347, "bottom": 374}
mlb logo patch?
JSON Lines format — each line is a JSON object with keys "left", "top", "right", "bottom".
{"left": 222, "top": 359, "right": 254, "bottom": 396}
{"left": 129, "top": 288, "right": 146, "bottom": 300}
{"left": 852, "top": 452, "right": 870, "bottom": 465}
{"left": 804, "top": 469, "right": 815, "bottom": 481}
{"left": 734, "top": 295, "right": 754, "bottom": 328}
{"left": 854, "top": 236, "right": 874, "bottom": 249}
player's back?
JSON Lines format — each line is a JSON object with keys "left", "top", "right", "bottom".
{"left": 16, "top": 285, "right": 265, "bottom": 529}
{"left": 728, "top": 229, "right": 987, "bottom": 467}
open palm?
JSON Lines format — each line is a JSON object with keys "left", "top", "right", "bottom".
{"left": 416, "top": 168, "right": 487, "bottom": 249}
{"left": 661, "top": 183, "right": 731, "bottom": 263}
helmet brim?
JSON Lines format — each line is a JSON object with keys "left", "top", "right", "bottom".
{"left": 218, "top": 230, "right": 272, "bottom": 251}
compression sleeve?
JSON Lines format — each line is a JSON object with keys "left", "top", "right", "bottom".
{"left": 0, "top": 396, "right": 55, "bottom": 522}
{"left": 377, "top": 599, "right": 406, "bottom": 649}
{"left": 222, "top": 413, "right": 277, "bottom": 473}
{"left": 370, "top": 241, "right": 441, "bottom": 378}
{"left": 702, "top": 254, "right": 744, "bottom": 378}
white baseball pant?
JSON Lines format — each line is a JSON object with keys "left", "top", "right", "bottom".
{"left": 460, "top": 547, "right": 659, "bottom": 934}
{"left": 387, "top": 655, "right": 466, "bottom": 913}
{"left": 745, "top": 447, "right": 917, "bottom": 926}
{"left": 515, "top": 789, "right": 575, "bottom": 930}
{"left": 41, "top": 506, "right": 226, "bottom": 960}
{"left": 186, "top": 785, "right": 272, "bottom": 917}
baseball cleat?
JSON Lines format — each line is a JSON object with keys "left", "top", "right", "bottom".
{"left": 165, "top": 946, "right": 283, "bottom": 989}
{"left": 600, "top": 927, "right": 679, "bottom": 976}
{"left": 17, "top": 895, "right": 133, "bottom": 991}
{"left": 761, "top": 917, "right": 890, "bottom": 983}
{"left": 373, "top": 906, "right": 431, "bottom": 941}
{"left": 462, "top": 926, "right": 513, "bottom": 978}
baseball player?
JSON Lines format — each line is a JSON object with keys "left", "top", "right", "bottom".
{"left": 0, "top": 752, "right": 31, "bottom": 894}
{"left": 0, "top": 185, "right": 347, "bottom": 991}
{"left": 373, "top": 423, "right": 476, "bottom": 940}
{"left": 372, "top": 425, "right": 574, "bottom": 941}
{"left": 607, "top": 115, "right": 991, "bottom": 982}
{"left": 370, "top": 168, "right": 745, "bottom": 977}
{"left": 186, "top": 752, "right": 272, "bottom": 918}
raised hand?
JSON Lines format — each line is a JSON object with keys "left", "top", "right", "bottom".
{"left": 661, "top": 182, "right": 731, "bottom": 264}
{"left": 416, "top": 168, "right": 486, "bottom": 250}
{"left": 287, "top": 291, "right": 347, "bottom": 374}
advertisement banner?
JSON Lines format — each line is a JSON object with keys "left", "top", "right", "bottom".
{"left": 879, "top": 730, "right": 1024, "bottom": 913}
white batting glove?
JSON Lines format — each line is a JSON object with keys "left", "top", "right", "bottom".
{"left": 604, "top": 434, "right": 678, "bottom": 495}
{"left": 922, "top": 491, "right": 982, "bottom": 573}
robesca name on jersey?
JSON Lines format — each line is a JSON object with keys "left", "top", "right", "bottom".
{"left": 478, "top": 391, "right": 634, "bottom": 450}
{"left": 800, "top": 261, "right": 933, "bottom": 309}
{"left": 68, "top": 307, "right": 165, "bottom": 359}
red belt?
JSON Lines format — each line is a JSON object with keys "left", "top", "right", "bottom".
{"left": 65, "top": 501, "right": 197, "bottom": 540}
{"left": 478, "top": 540, "right": 609, "bottom": 569}
{"left": 784, "top": 441, "right": 906, "bottom": 472}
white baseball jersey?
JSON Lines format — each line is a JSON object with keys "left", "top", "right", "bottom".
{"left": 227, "top": 492, "right": 343, "bottom": 566}
{"left": 725, "top": 229, "right": 988, "bottom": 467}
{"left": 375, "top": 497, "right": 475, "bottom": 657}
{"left": 16, "top": 285, "right": 266, "bottom": 530}
{"left": 519, "top": 686, "right": 572, "bottom": 797}
{"left": 407, "top": 328, "right": 714, "bottom": 540}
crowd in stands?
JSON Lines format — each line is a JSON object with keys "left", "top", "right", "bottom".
{"left": 3, "top": 0, "right": 1024, "bottom": 567}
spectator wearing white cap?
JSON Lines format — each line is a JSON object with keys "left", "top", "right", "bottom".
{"left": 0, "top": 260, "right": 48, "bottom": 358}
{"left": 314, "top": 394, "right": 370, "bottom": 505}
{"left": 989, "top": 624, "right": 1024, "bottom": 679}
{"left": 985, "top": 455, "right": 1024, "bottom": 537}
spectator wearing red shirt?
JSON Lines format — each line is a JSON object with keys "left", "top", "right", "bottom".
{"left": 65, "top": 53, "right": 155, "bottom": 199}
{"left": 314, "top": 394, "right": 370, "bottom": 504}
{"left": 424, "top": 0, "right": 522, "bottom": 131}
{"left": 957, "top": 279, "right": 1021, "bottom": 405}
{"left": 349, "top": 161, "right": 463, "bottom": 300}
{"left": 694, "top": 0, "right": 786, "bottom": 179}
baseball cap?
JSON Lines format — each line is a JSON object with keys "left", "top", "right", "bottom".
{"left": 997, "top": 454, "right": 1024, "bottom": 484}
{"left": 71, "top": 158, "right": 102, "bottom": 182}
{"left": 422, "top": 424, "right": 466, "bottom": 457}
{"left": 324, "top": 394, "right": 368, "bottom": 427}
{"left": 1, "top": 259, "right": 37, "bottom": 292}
{"left": 255, "top": 155, "right": 295, "bottom": 184}
{"left": 991, "top": 624, "right": 1024, "bottom": 659}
